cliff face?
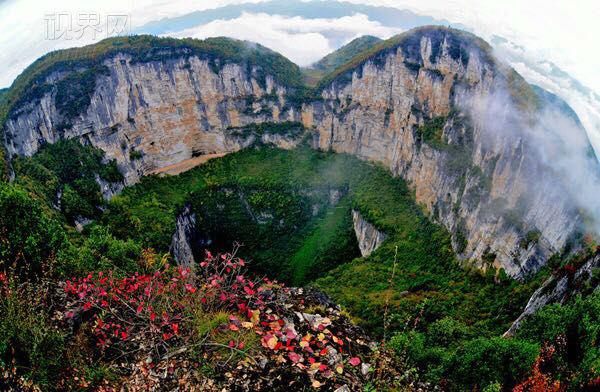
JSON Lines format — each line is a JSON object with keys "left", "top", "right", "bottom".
{"left": 3, "top": 53, "right": 297, "bottom": 185}
{"left": 2, "top": 28, "right": 590, "bottom": 278}
{"left": 304, "top": 29, "right": 584, "bottom": 278}
{"left": 352, "top": 210, "right": 386, "bottom": 257}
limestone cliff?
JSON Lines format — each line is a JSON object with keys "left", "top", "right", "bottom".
{"left": 2, "top": 36, "right": 303, "bottom": 185}
{"left": 2, "top": 28, "right": 593, "bottom": 279}
{"left": 352, "top": 210, "right": 386, "bottom": 257}
{"left": 304, "top": 28, "right": 588, "bottom": 278}
{"left": 171, "top": 204, "right": 198, "bottom": 266}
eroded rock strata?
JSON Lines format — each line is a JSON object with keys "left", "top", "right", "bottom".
{"left": 3, "top": 27, "right": 592, "bottom": 278}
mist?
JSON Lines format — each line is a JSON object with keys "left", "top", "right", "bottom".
{"left": 463, "top": 78, "right": 600, "bottom": 237}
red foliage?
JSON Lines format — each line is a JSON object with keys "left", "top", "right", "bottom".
{"left": 63, "top": 251, "right": 365, "bottom": 387}
{"left": 563, "top": 264, "right": 576, "bottom": 276}
{"left": 63, "top": 252, "right": 264, "bottom": 355}
{"left": 513, "top": 345, "right": 564, "bottom": 392}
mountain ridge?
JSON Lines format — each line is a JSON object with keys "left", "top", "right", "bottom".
{"left": 0, "top": 26, "right": 594, "bottom": 279}
{"left": 311, "top": 35, "right": 382, "bottom": 73}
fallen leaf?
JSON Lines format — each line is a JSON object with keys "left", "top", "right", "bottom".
{"left": 241, "top": 321, "right": 253, "bottom": 329}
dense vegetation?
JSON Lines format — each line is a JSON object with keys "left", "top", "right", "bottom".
{"left": 302, "top": 35, "right": 382, "bottom": 85}
{"left": 1, "top": 136, "right": 598, "bottom": 389}
{"left": 313, "top": 36, "right": 382, "bottom": 74}
{"left": 0, "top": 27, "right": 598, "bottom": 389}
{"left": 12, "top": 139, "right": 122, "bottom": 223}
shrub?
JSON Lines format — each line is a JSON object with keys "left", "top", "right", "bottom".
{"left": 513, "top": 345, "right": 564, "bottom": 392}
{"left": 426, "top": 317, "right": 469, "bottom": 347}
{"left": 416, "top": 116, "right": 447, "bottom": 148}
{"left": 61, "top": 183, "right": 96, "bottom": 221}
{"left": 62, "top": 250, "right": 373, "bottom": 388}
{"left": 0, "top": 183, "right": 65, "bottom": 277}
{"left": 447, "top": 336, "right": 539, "bottom": 389}
{"left": 520, "top": 229, "right": 542, "bottom": 249}
{"left": 517, "top": 291, "right": 600, "bottom": 385}
{"left": 0, "top": 276, "right": 66, "bottom": 388}
{"left": 129, "top": 150, "right": 143, "bottom": 160}
{"left": 57, "top": 225, "right": 142, "bottom": 275}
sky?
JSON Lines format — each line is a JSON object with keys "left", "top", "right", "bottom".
{"left": 0, "top": 0, "right": 598, "bottom": 92}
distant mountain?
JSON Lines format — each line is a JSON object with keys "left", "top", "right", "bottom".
{"left": 302, "top": 35, "right": 382, "bottom": 85}
{"left": 312, "top": 35, "right": 382, "bottom": 73}
{"left": 136, "top": 0, "right": 464, "bottom": 48}
{"left": 134, "top": 0, "right": 600, "bottom": 159}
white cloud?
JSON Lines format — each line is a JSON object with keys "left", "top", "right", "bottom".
{"left": 337, "top": 0, "right": 600, "bottom": 94}
{"left": 168, "top": 12, "right": 400, "bottom": 66}
{"left": 510, "top": 60, "right": 600, "bottom": 158}
{"left": 0, "top": 0, "right": 269, "bottom": 87}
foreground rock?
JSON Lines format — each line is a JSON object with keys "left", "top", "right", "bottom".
{"left": 47, "top": 252, "right": 406, "bottom": 391}
{"left": 352, "top": 210, "right": 386, "bottom": 257}
{"left": 505, "top": 250, "right": 600, "bottom": 336}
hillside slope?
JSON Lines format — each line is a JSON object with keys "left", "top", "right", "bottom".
{"left": 302, "top": 35, "right": 382, "bottom": 85}
{"left": 313, "top": 36, "right": 382, "bottom": 72}
{"left": 1, "top": 26, "right": 595, "bottom": 278}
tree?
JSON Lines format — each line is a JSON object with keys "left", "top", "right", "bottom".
{"left": 0, "top": 183, "right": 65, "bottom": 277}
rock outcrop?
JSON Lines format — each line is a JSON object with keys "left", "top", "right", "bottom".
{"left": 2, "top": 27, "right": 594, "bottom": 278}
{"left": 504, "top": 252, "right": 600, "bottom": 336}
{"left": 170, "top": 204, "right": 198, "bottom": 266}
{"left": 3, "top": 50, "right": 300, "bottom": 186}
{"left": 352, "top": 210, "right": 386, "bottom": 257}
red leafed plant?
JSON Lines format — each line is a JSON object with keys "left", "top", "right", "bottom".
{"left": 62, "top": 249, "right": 370, "bottom": 388}
{"left": 63, "top": 251, "right": 264, "bottom": 358}
{"left": 513, "top": 344, "right": 564, "bottom": 392}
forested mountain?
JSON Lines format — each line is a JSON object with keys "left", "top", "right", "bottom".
{"left": 0, "top": 26, "right": 598, "bottom": 391}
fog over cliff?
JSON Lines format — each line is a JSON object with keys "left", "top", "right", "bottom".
{"left": 465, "top": 78, "right": 600, "bottom": 236}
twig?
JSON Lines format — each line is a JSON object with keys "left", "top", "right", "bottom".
{"left": 383, "top": 245, "right": 398, "bottom": 342}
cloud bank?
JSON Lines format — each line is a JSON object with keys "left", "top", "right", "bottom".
{"left": 167, "top": 12, "right": 399, "bottom": 67}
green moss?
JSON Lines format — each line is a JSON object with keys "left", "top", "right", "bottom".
{"left": 129, "top": 149, "right": 143, "bottom": 160}
{"left": 519, "top": 229, "right": 542, "bottom": 249}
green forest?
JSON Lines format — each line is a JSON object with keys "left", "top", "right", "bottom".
{"left": 1, "top": 130, "right": 598, "bottom": 390}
